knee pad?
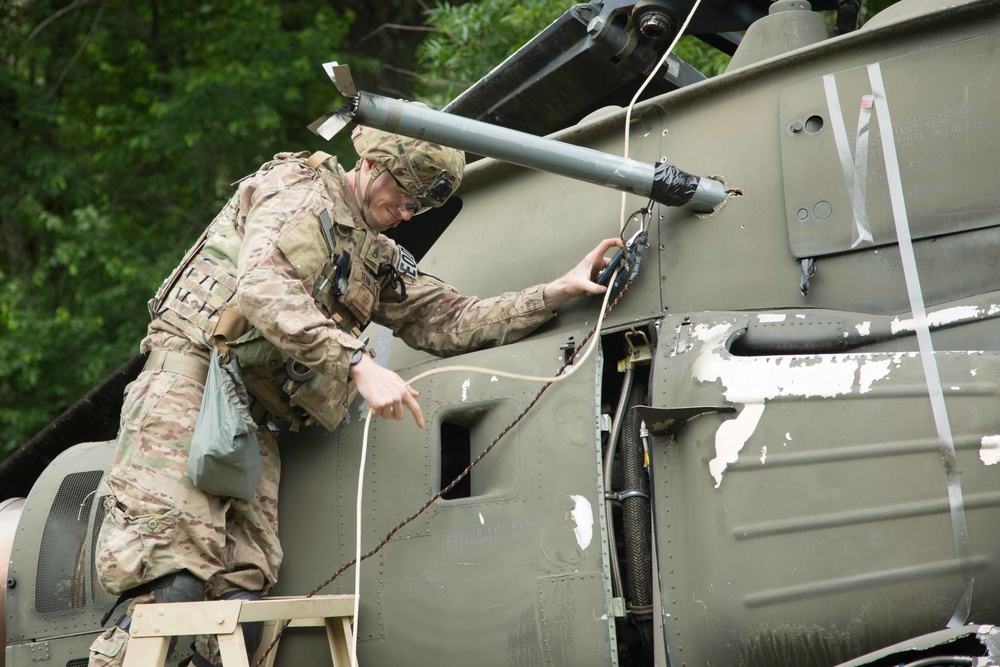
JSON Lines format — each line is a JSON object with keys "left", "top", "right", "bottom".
{"left": 218, "top": 590, "right": 264, "bottom": 656}
{"left": 152, "top": 570, "right": 205, "bottom": 605}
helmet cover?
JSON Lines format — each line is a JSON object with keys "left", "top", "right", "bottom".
{"left": 352, "top": 125, "right": 465, "bottom": 208}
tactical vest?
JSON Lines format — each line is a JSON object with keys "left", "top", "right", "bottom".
{"left": 148, "top": 152, "right": 403, "bottom": 432}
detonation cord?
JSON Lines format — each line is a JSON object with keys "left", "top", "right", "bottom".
{"left": 254, "top": 268, "right": 638, "bottom": 666}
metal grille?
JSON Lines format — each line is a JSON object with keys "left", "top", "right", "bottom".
{"left": 35, "top": 471, "right": 103, "bottom": 614}
{"left": 91, "top": 498, "right": 117, "bottom": 607}
{"left": 67, "top": 660, "right": 89, "bottom": 667}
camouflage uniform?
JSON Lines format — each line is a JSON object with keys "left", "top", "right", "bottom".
{"left": 88, "top": 147, "right": 554, "bottom": 666}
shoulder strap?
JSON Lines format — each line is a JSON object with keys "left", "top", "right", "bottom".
{"left": 306, "top": 151, "right": 334, "bottom": 170}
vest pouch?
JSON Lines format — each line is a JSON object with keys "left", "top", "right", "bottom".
{"left": 339, "top": 232, "right": 380, "bottom": 322}
{"left": 227, "top": 327, "right": 304, "bottom": 429}
{"left": 226, "top": 327, "right": 284, "bottom": 369}
{"left": 282, "top": 371, "right": 358, "bottom": 433}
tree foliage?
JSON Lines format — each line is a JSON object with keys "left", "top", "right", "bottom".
{"left": 415, "top": 0, "right": 567, "bottom": 106}
{"left": 0, "top": 0, "right": 359, "bottom": 457}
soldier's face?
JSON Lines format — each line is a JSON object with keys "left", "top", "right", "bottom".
{"left": 366, "top": 168, "right": 418, "bottom": 232}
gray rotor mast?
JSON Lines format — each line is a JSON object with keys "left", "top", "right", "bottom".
{"left": 310, "top": 63, "right": 727, "bottom": 212}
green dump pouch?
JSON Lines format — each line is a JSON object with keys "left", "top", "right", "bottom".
{"left": 188, "top": 347, "right": 262, "bottom": 500}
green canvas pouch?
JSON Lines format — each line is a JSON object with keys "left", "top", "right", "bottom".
{"left": 188, "top": 347, "right": 262, "bottom": 500}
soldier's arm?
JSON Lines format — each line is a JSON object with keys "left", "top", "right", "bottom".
{"left": 373, "top": 238, "right": 623, "bottom": 357}
{"left": 235, "top": 164, "right": 364, "bottom": 382}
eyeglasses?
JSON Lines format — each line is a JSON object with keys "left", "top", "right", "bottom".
{"left": 389, "top": 173, "right": 422, "bottom": 212}
{"left": 389, "top": 170, "right": 457, "bottom": 214}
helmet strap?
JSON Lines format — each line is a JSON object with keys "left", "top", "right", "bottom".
{"left": 353, "top": 161, "right": 387, "bottom": 228}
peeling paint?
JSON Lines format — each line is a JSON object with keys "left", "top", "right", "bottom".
{"left": 859, "top": 359, "right": 891, "bottom": 394}
{"left": 695, "top": 342, "right": 858, "bottom": 404}
{"left": 855, "top": 321, "right": 871, "bottom": 336}
{"left": 490, "top": 376, "right": 498, "bottom": 382}
{"left": 972, "top": 369, "right": 978, "bottom": 376}
{"left": 569, "top": 495, "right": 594, "bottom": 550}
{"left": 709, "top": 403, "right": 765, "bottom": 488}
{"left": 479, "top": 512, "right": 485, "bottom": 524}
{"left": 757, "top": 314, "right": 786, "bottom": 323}
{"left": 693, "top": 323, "right": 920, "bottom": 487}
{"left": 461, "top": 378, "right": 471, "bottom": 402}
{"left": 981, "top": 436, "right": 1000, "bottom": 465}
{"left": 760, "top": 446, "right": 767, "bottom": 464}
{"left": 889, "top": 305, "right": 982, "bottom": 334}
{"left": 990, "top": 304, "right": 1000, "bottom": 316}
{"left": 691, "top": 322, "right": 734, "bottom": 342}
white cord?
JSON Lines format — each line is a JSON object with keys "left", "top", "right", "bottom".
{"left": 351, "top": 265, "right": 621, "bottom": 657}
{"left": 620, "top": 0, "right": 706, "bottom": 230}
{"left": 352, "top": 1, "right": 707, "bottom": 650}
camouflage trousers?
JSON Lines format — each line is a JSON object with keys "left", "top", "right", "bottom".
{"left": 88, "top": 365, "right": 282, "bottom": 666}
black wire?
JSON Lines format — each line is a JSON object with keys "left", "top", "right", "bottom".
{"left": 255, "top": 278, "right": 636, "bottom": 666}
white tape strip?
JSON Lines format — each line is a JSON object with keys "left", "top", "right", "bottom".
{"left": 867, "top": 62, "right": 973, "bottom": 628}
{"left": 851, "top": 96, "right": 875, "bottom": 248}
{"left": 823, "top": 75, "right": 874, "bottom": 249}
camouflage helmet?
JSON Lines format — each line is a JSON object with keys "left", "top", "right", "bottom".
{"left": 352, "top": 125, "right": 465, "bottom": 208}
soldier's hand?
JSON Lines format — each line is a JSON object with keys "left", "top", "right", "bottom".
{"left": 542, "top": 237, "right": 625, "bottom": 311}
{"left": 349, "top": 354, "right": 424, "bottom": 428}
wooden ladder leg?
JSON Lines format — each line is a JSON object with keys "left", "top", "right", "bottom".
{"left": 217, "top": 628, "right": 250, "bottom": 667}
{"left": 323, "top": 616, "right": 356, "bottom": 667}
{"left": 253, "top": 621, "right": 282, "bottom": 667}
{"left": 121, "top": 636, "right": 171, "bottom": 667}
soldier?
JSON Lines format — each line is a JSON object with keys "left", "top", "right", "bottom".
{"left": 87, "top": 126, "right": 622, "bottom": 667}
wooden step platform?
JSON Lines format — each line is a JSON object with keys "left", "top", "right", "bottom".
{"left": 121, "top": 594, "right": 357, "bottom": 667}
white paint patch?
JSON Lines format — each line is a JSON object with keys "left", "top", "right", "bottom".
{"left": 796, "top": 314, "right": 806, "bottom": 319}
{"left": 695, "top": 344, "right": 858, "bottom": 404}
{"left": 479, "top": 513, "right": 485, "bottom": 524}
{"left": 989, "top": 305, "right": 1000, "bottom": 316}
{"left": 569, "top": 495, "right": 594, "bottom": 550}
{"left": 785, "top": 432, "right": 792, "bottom": 442}
{"left": 691, "top": 322, "right": 732, "bottom": 342}
{"left": 855, "top": 321, "right": 872, "bottom": 336}
{"left": 972, "top": 369, "right": 978, "bottom": 377}
{"left": 980, "top": 435, "right": 1000, "bottom": 465}
{"left": 490, "top": 376, "right": 498, "bottom": 382}
{"left": 461, "top": 378, "right": 471, "bottom": 402}
{"left": 694, "top": 324, "right": 910, "bottom": 487}
{"left": 760, "top": 446, "right": 767, "bottom": 464}
{"left": 757, "top": 314, "right": 786, "bottom": 323}
{"left": 709, "top": 403, "right": 765, "bottom": 488}
{"left": 890, "top": 305, "right": 982, "bottom": 334}
{"left": 951, "top": 386, "right": 960, "bottom": 391}
{"left": 859, "top": 359, "right": 891, "bottom": 394}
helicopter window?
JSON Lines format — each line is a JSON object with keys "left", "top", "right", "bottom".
{"left": 436, "top": 399, "right": 520, "bottom": 502}
{"left": 440, "top": 421, "right": 472, "bottom": 500}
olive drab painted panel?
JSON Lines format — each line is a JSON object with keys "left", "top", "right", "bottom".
{"left": 272, "top": 327, "right": 616, "bottom": 666}
{"left": 650, "top": 313, "right": 1000, "bottom": 666}
{"left": 780, "top": 34, "right": 1000, "bottom": 258}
